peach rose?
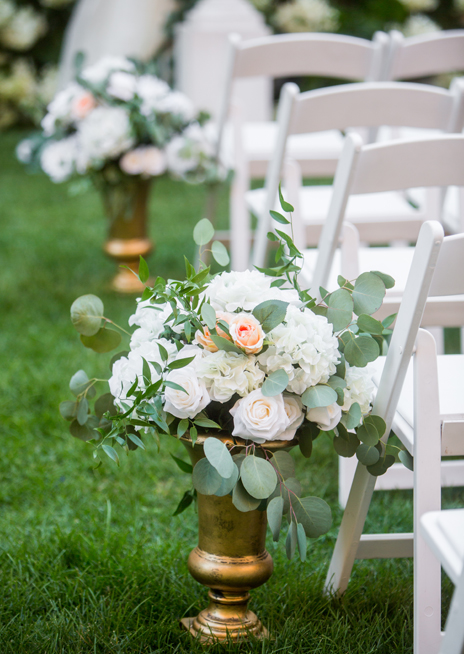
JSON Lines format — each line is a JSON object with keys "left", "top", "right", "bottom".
{"left": 229, "top": 313, "right": 265, "bottom": 354}
{"left": 72, "top": 91, "right": 96, "bottom": 120}
{"left": 194, "top": 311, "right": 233, "bottom": 352}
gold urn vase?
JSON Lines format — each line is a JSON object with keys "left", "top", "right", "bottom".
{"left": 180, "top": 434, "right": 296, "bottom": 644}
{"left": 101, "top": 178, "right": 153, "bottom": 293}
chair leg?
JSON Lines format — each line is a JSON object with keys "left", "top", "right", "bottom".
{"left": 441, "top": 571, "right": 464, "bottom": 654}
{"left": 338, "top": 455, "right": 358, "bottom": 509}
{"left": 324, "top": 460, "right": 377, "bottom": 596}
{"left": 414, "top": 329, "right": 442, "bottom": 654}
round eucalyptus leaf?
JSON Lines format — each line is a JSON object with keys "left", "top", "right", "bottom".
{"left": 261, "top": 369, "right": 289, "bottom": 397}
{"left": 69, "top": 419, "right": 98, "bottom": 441}
{"left": 70, "top": 295, "right": 104, "bottom": 336}
{"left": 211, "top": 241, "right": 230, "bottom": 267}
{"left": 95, "top": 393, "right": 117, "bottom": 419}
{"left": 270, "top": 450, "right": 295, "bottom": 480}
{"left": 352, "top": 273, "right": 385, "bottom": 316}
{"left": 193, "top": 218, "right": 214, "bottom": 246}
{"left": 267, "top": 496, "right": 284, "bottom": 542}
{"left": 399, "top": 449, "right": 414, "bottom": 471}
{"left": 192, "top": 457, "right": 222, "bottom": 495}
{"left": 356, "top": 443, "right": 380, "bottom": 466}
{"left": 357, "top": 314, "right": 384, "bottom": 335}
{"left": 367, "top": 454, "right": 396, "bottom": 476}
{"left": 240, "top": 455, "right": 278, "bottom": 499}
{"left": 269, "top": 477, "right": 301, "bottom": 514}
{"left": 204, "top": 437, "right": 235, "bottom": 479}
{"left": 301, "top": 384, "right": 337, "bottom": 409}
{"left": 232, "top": 479, "right": 261, "bottom": 512}
{"left": 69, "top": 370, "right": 96, "bottom": 398}
{"left": 80, "top": 328, "right": 122, "bottom": 353}
{"left": 364, "top": 415, "right": 387, "bottom": 438}
{"left": 298, "top": 430, "right": 313, "bottom": 458}
{"left": 333, "top": 432, "right": 360, "bottom": 458}
{"left": 326, "top": 289, "right": 353, "bottom": 332}
{"left": 341, "top": 402, "right": 362, "bottom": 430}
{"left": 59, "top": 400, "right": 78, "bottom": 421}
{"left": 294, "top": 496, "right": 333, "bottom": 538}
{"left": 356, "top": 420, "right": 380, "bottom": 446}
{"left": 372, "top": 270, "right": 395, "bottom": 289}
{"left": 232, "top": 453, "right": 246, "bottom": 475}
{"left": 214, "top": 463, "right": 239, "bottom": 497}
{"left": 344, "top": 335, "right": 379, "bottom": 368}
{"left": 76, "top": 397, "right": 89, "bottom": 426}
{"left": 201, "top": 303, "right": 216, "bottom": 330}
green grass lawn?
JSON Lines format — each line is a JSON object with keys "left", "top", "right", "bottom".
{"left": 1, "top": 130, "right": 462, "bottom": 653}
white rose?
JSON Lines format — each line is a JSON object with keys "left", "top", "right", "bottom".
{"left": 230, "top": 389, "right": 290, "bottom": 444}
{"left": 107, "top": 71, "right": 137, "bottom": 101}
{"left": 164, "top": 366, "right": 210, "bottom": 419}
{"left": 80, "top": 56, "right": 135, "bottom": 85}
{"left": 136, "top": 75, "right": 170, "bottom": 116}
{"left": 280, "top": 394, "right": 304, "bottom": 441}
{"left": 151, "top": 90, "right": 195, "bottom": 121}
{"left": 307, "top": 402, "right": 342, "bottom": 431}
{"left": 120, "top": 146, "right": 166, "bottom": 177}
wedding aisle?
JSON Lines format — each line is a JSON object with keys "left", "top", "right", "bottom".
{"left": 3, "top": 129, "right": 462, "bottom": 653}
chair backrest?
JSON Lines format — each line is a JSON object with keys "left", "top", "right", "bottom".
{"left": 251, "top": 79, "right": 464, "bottom": 268}
{"left": 385, "top": 29, "right": 464, "bottom": 81}
{"left": 312, "top": 133, "right": 464, "bottom": 297}
{"left": 215, "top": 31, "right": 389, "bottom": 158}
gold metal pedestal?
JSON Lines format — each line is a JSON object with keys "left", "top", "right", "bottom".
{"left": 101, "top": 178, "right": 153, "bottom": 293}
{"left": 180, "top": 434, "right": 296, "bottom": 644}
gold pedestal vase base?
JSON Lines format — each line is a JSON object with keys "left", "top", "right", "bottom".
{"left": 103, "top": 237, "right": 152, "bottom": 293}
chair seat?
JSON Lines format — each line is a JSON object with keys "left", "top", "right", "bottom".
{"left": 421, "top": 509, "right": 464, "bottom": 584}
{"left": 221, "top": 121, "right": 345, "bottom": 177}
{"left": 247, "top": 184, "right": 426, "bottom": 244}
{"left": 371, "top": 355, "right": 464, "bottom": 455}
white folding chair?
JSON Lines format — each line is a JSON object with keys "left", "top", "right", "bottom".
{"left": 421, "top": 509, "right": 464, "bottom": 654}
{"left": 249, "top": 79, "right": 464, "bottom": 268}
{"left": 214, "top": 31, "right": 389, "bottom": 270}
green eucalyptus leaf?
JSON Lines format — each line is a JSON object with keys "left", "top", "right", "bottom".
{"left": 192, "top": 457, "right": 222, "bottom": 495}
{"left": 357, "top": 420, "right": 380, "bottom": 446}
{"left": 95, "top": 393, "right": 116, "bottom": 419}
{"left": 301, "top": 384, "right": 337, "bottom": 409}
{"left": 76, "top": 397, "right": 89, "bottom": 426}
{"left": 270, "top": 450, "right": 295, "bottom": 480}
{"left": 286, "top": 520, "right": 297, "bottom": 560}
{"left": 298, "top": 428, "right": 313, "bottom": 458}
{"left": 80, "top": 327, "right": 122, "bottom": 353}
{"left": 372, "top": 270, "right": 395, "bottom": 289}
{"left": 240, "top": 455, "right": 278, "bottom": 499}
{"left": 333, "top": 432, "right": 360, "bottom": 457}
{"left": 341, "top": 402, "right": 362, "bottom": 430}
{"left": 102, "top": 444, "right": 120, "bottom": 465}
{"left": 352, "top": 272, "right": 385, "bottom": 316}
{"left": 356, "top": 443, "right": 380, "bottom": 466}
{"left": 201, "top": 303, "right": 216, "bottom": 330}
{"left": 215, "top": 463, "right": 239, "bottom": 497}
{"left": 70, "top": 294, "right": 104, "bottom": 336}
{"left": 138, "top": 256, "right": 149, "bottom": 284}
{"left": 382, "top": 314, "right": 397, "bottom": 329}
{"left": 344, "top": 335, "right": 379, "bottom": 368}
{"left": 69, "top": 370, "right": 96, "bottom": 398}
{"left": 356, "top": 314, "right": 384, "bottom": 335}
{"left": 367, "top": 454, "right": 396, "bottom": 476}
{"left": 261, "top": 369, "right": 289, "bottom": 397}
{"left": 267, "top": 496, "right": 284, "bottom": 542}
{"left": 204, "top": 437, "right": 235, "bottom": 479}
{"left": 252, "top": 299, "right": 289, "bottom": 332}
{"left": 297, "top": 522, "right": 307, "bottom": 562}
{"left": 327, "top": 376, "right": 347, "bottom": 391}
{"left": 70, "top": 419, "right": 98, "bottom": 441}
{"left": 193, "top": 218, "right": 214, "bottom": 245}
{"left": 293, "top": 496, "right": 333, "bottom": 538}
{"left": 232, "top": 478, "right": 261, "bottom": 512}
{"left": 59, "top": 400, "right": 78, "bottom": 421}
{"left": 211, "top": 241, "right": 230, "bottom": 267}
{"left": 399, "top": 449, "right": 414, "bottom": 471}
{"left": 326, "top": 289, "right": 353, "bottom": 332}
{"left": 269, "top": 477, "right": 301, "bottom": 514}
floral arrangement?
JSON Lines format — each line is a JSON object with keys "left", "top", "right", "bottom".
{"left": 0, "top": 0, "right": 74, "bottom": 129}
{"left": 16, "top": 55, "right": 222, "bottom": 186}
{"left": 61, "top": 191, "right": 404, "bottom": 561}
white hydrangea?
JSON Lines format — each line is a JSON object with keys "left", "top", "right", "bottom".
{"left": 40, "top": 135, "right": 77, "bottom": 182}
{"left": 1, "top": 6, "right": 47, "bottom": 51}
{"left": 342, "top": 363, "right": 375, "bottom": 416}
{"left": 107, "top": 71, "right": 137, "bottom": 102}
{"left": 136, "top": 75, "right": 170, "bottom": 116}
{"left": 41, "top": 82, "right": 86, "bottom": 135}
{"left": 196, "top": 351, "right": 264, "bottom": 402}
{"left": 274, "top": 0, "right": 339, "bottom": 33}
{"left": 400, "top": 14, "right": 441, "bottom": 37}
{"left": 128, "top": 299, "right": 186, "bottom": 341}
{"left": 166, "top": 122, "right": 215, "bottom": 176}
{"left": 259, "top": 304, "right": 339, "bottom": 394}
{"left": 399, "top": 0, "right": 438, "bottom": 12}
{"left": 150, "top": 91, "right": 195, "bottom": 121}
{"left": 77, "top": 106, "right": 134, "bottom": 163}
{"left": 109, "top": 338, "right": 175, "bottom": 409}
{"left": 204, "top": 270, "right": 300, "bottom": 313}
{"left": 80, "top": 56, "right": 135, "bottom": 85}
{"left": 16, "top": 137, "right": 34, "bottom": 163}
